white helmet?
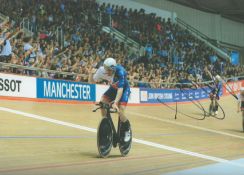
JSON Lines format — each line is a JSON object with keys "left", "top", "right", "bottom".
{"left": 215, "top": 75, "right": 221, "bottom": 81}
{"left": 103, "top": 57, "right": 116, "bottom": 70}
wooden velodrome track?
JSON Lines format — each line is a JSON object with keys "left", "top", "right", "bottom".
{"left": 0, "top": 95, "right": 244, "bottom": 175}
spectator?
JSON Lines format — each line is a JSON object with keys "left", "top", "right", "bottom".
{"left": 0, "top": 33, "right": 12, "bottom": 62}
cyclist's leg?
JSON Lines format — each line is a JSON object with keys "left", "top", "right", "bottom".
{"left": 214, "top": 95, "right": 219, "bottom": 114}
{"left": 118, "top": 88, "right": 131, "bottom": 142}
{"left": 212, "top": 95, "right": 216, "bottom": 111}
{"left": 118, "top": 88, "right": 130, "bottom": 122}
{"left": 100, "top": 96, "right": 111, "bottom": 118}
{"left": 118, "top": 105, "right": 127, "bottom": 122}
{"left": 100, "top": 87, "right": 116, "bottom": 118}
{"left": 209, "top": 93, "right": 214, "bottom": 115}
{"left": 118, "top": 104, "right": 129, "bottom": 134}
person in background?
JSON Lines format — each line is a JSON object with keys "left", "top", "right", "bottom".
{"left": 237, "top": 84, "right": 244, "bottom": 132}
{"left": 205, "top": 67, "right": 222, "bottom": 115}
{"left": 0, "top": 32, "right": 12, "bottom": 63}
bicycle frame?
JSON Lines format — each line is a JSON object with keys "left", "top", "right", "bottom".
{"left": 94, "top": 103, "right": 120, "bottom": 147}
{"left": 94, "top": 102, "right": 132, "bottom": 157}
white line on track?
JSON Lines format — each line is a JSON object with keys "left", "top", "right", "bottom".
{"left": 1, "top": 106, "right": 244, "bottom": 168}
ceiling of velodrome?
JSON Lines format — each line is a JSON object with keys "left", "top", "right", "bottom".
{"left": 169, "top": 0, "right": 244, "bottom": 23}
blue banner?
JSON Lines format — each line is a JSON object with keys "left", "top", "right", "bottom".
{"left": 37, "top": 78, "right": 96, "bottom": 101}
{"left": 140, "top": 87, "right": 214, "bottom": 103}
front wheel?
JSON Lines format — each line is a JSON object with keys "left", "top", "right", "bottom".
{"left": 119, "top": 120, "right": 132, "bottom": 156}
{"left": 97, "top": 118, "right": 113, "bottom": 158}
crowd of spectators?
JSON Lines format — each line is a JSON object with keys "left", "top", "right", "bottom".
{"left": 0, "top": 0, "right": 243, "bottom": 88}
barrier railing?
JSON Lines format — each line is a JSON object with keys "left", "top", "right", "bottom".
{"left": 176, "top": 17, "right": 231, "bottom": 61}
{"left": 56, "top": 26, "right": 64, "bottom": 49}
{"left": 102, "top": 26, "right": 140, "bottom": 52}
{"left": 20, "top": 17, "right": 34, "bottom": 36}
{"left": 1, "top": 62, "right": 243, "bottom": 88}
{"left": 0, "top": 62, "right": 86, "bottom": 78}
{"left": 0, "top": 12, "right": 9, "bottom": 22}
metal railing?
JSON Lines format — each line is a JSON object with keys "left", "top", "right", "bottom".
{"left": 176, "top": 17, "right": 231, "bottom": 61}
{"left": 99, "top": 11, "right": 140, "bottom": 52}
{"left": 102, "top": 26, "right": 140, "bottom": 51}
{"left": 20, "top": 17, "right": 34, "bottom": 36}
{"left": 56, "top": 26, "right": 64, "bottom": 49}
{"left": 0, "top": 62, "right": 243, "bottom": 88}
{"left": 0, "top": 62, "right": 85, "bottom": 78}
{"left": 0, "top": 12, "right": 9, "bottom": 22}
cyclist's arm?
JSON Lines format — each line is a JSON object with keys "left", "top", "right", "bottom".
{"left": 114, "top": 88, "right": 123, "bottom": 104}
{"left": 88, "top": 67, "right": 100, "bottom": 84}
{"left": 88, "top": 70, "right": 96, "bottom": 84}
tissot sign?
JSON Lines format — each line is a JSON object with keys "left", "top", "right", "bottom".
{"left": 0, "top": 73, "right": 36, "bottom": 97}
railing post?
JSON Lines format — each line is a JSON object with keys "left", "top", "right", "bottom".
{"left": 109, "top": 14, "right": 112, "bottom": 27}
{"left": 56, "top": 26, "right": 64, "bottom": 49}
{"left": 98, "top": 11, "right": 102, "bottom": 25}
{"left": 61, "top": 27, "right": 64, "bottom": 49}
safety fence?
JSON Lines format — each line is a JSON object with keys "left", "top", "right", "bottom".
{"left": 0, "top": 71, "right": 243, "bottom": 104}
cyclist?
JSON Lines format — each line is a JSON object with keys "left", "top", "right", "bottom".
{"left": 89, "top": 57, "right": 131, "bottom": 142}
